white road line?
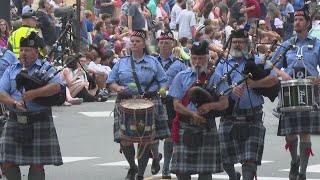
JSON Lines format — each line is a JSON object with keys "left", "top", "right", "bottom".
{"left": 97, "top": 160, "right": 273, "bottom": 166}
{"left": 148, "top": 174, "right": 320, "bottom": 180}
{"left": 62, "top": 157, "right": 99, "bottom": 163}
{"left": 280, "top": 164, "right": 320, "bottom": 173}
{"left": 106, "top": 99, "right": 116, "bottom": 103}
{"left": 97, "top": 159, "right": 164, "bottom": 166}
{"left": 79, "top": 111, "right": 114, "bottom": 117}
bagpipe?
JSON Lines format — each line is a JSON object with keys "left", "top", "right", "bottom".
{"left": 188, "top": 66, "right": 252, "bottom": 120}
{"left": 15, "top": 53, "right": 82, "bottom": 106}
{"left": 243, "top": 40, "right": 294, "bottom": 102}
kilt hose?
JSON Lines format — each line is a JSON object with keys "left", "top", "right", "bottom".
{"left": 219, "top": 113, "right": 266, "bottom": 165}
{"left": 0, "top": 112, "right": 63, "bottom": 166}
{"left": 278, "top": 85, "right": 320, "bottom": 135}
{"left": 170, "top": 120, "right": 223, "bottom": 175}
{"left": 113, "top": 96, "right": 171, "bottom": 143}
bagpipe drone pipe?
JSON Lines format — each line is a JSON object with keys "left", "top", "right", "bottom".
{"left": 15, "top": 53, "right": 82, "bottom": 106}
{"left": 243, "top": 40, "right": 293, "bottom": 102}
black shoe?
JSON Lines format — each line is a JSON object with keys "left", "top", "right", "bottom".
{"left": 136, "top": 175, "right": 144, "bottom": 180}
{"left": 151, "top": 158, "right": 160, "bottom": 175}
{"left": 125, "top": 166, "right": 138, "bottom": 180}
{"left": 289, "top": 156, "right": 300, "bottom": 180}
{"left": 236, "top": 171, "right": 241, "bottom": 180}
{"left": 297, "top": 173, "right": 306, "bottom": 180}
{"left": 162, "top": 169, "right": 172, "bottom": 179}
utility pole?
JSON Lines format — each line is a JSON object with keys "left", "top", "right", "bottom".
{"left": 75, "top": 0, "right": 81, "bottom": 53}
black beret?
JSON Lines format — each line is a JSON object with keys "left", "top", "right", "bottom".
{"left": 191, "top": 40, "right": 209, "bottom": 55}
{"left": 231, "top": 29, "right": 248, "bottom": 38}
{"left": 294, "top": 4, "right": 310, "bottom": 20}
{"left": 131, "top": 29, "right": 147, "bottom": 40}
{"left": 20, "top": 32, "right": 40, "bottom": 48}
{"left": 157, "top": 30, "right": 174, "bottom": 41}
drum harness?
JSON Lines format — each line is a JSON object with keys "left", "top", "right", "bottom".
{"left": 289, "top": 36, "right": 316, "bottom": 79}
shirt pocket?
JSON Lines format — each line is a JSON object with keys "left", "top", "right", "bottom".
{"left": 10, "top": 76, "right": 17, "bottom": 94}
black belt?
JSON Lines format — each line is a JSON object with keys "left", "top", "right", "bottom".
{"left": 179, "top": 115, "right": 215, "bottom": 129}
{"left": 9, "top": 110, "right": 51, "bottom": 123}
{"left": 117, "top": 92, "right": 158, "bottom": 100}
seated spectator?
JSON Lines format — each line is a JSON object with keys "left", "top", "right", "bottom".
{"left": 85, "top": 52, "right": 111, "bottom": 97}
{"left": 60, "top": 55, "right": 107, "bottom": 102}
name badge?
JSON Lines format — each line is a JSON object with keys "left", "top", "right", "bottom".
{"left": 17, "top": 115, "right": 28, "bottom": 124}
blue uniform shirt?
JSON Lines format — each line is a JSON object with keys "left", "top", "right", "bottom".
{"left": 271, "top": 34, "right": 320, "bottom": 77}
{"left": 0, "top": 49, "right": 18, "bottom": 78}
{"left": 158, "top": 54, "right": 186, "bottom": 87}
{"left": 0, "top": 59, "right": 63, "bottom": 112}
{"left": 215, "top": 57, "right": 277, "bottom": 109}
{"left": 168, "top": 68, "right": 228, "bottom": 112}
{"left": 107, "top": 54, "right": 168, "bottom": 95}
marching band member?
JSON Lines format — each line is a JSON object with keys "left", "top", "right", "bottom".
{"left": 107, "top": 29, "right": 170, "bottom": 180}
{"left": 0, "top": 47, "right": 18, "bottom": 124}
{"left": 168, "top": 41, "right": 228, "bottom": 180}
{"left": 215, "top": 29, "right": 279, "bottom": 180}
{"left": 0, "top": 32, "right": 63, "bottom": 180}
{"left": 152, "top": 30, "right": 186, "bottom": 179}
{"left": 271, "top": 5, "right": 320, "bottom": 180}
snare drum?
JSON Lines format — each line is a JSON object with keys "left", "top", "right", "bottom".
{"left": 119, "top": 98, "right": 155, "bottom": 143}
{"left": 280, "top": 79, "right": 316, "bottom": 112}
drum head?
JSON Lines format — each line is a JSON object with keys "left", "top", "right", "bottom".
{"left": 120, "top": 98, "right": 154, "bottom": 111}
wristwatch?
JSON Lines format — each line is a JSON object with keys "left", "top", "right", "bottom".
{"left": 13, "top": 101, "right": 17, "bottom": 109}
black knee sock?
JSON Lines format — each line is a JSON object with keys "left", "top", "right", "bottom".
{"left": 286, "top": 137, "right": 299, "bottom": 163}
{"left": 121, "top": 144, "right": 136, "bottom": 169}
{"left": 223, "top": 163, "right": 237, "bottom": 180}
{"left": 152, "top": 141, "right": 159, "bottom": 159}
{"left": 176, "top": 173, "right": 191, "bottom": 180}
{"left": 300, "top": 142, "right": 312, "bottom": 176}
{"left": 28, "top": 168, "right": 45, "bottom": 180}
{"left": 137, "top": 144, "right": 151, "bottom": 177}
{"left": 242, "top": 163, "right": 257, "bottom": 180}
{"left": 163, "top": 141, "right": 174, "bottom": 171}
{"left": 3, "top": 165, "right": 21, "bottom": 180}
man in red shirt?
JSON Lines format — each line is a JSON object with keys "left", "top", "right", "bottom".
{"left": 240, "top": 0, "right": 261, "bottom": 25}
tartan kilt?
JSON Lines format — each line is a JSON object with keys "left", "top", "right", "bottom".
{"left": 0, "top": 113, "right": 63, "bottom": 166}
{"left": 170, "top": 120, "right": 223, "bottom": 174}
{"left": 278, "top": 85, "right": 320, "bottom": 135}
{"left": 113, "top": 96, "right": 171, "bottom": 143}
{"left": 219, "top": 118, "right": 266, "bottom": 165}
{"left": 277, "top": 111, "right": 320, "bottom": 136}
{"left": 161, "top": 96, "right": 175, "bottom": 130}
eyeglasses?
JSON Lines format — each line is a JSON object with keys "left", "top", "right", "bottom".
{"left": 0, "top": 24, "right": 6, "bottom": 26}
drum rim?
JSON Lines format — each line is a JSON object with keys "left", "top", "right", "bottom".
{"left": 281, "top": 79, "right": 314, "bottom": 86}
{"left": 280, "top": 106, "right": 314, "bottom": 112}
{"left": 120, "top": 98, "right": 155, "bottom": 111}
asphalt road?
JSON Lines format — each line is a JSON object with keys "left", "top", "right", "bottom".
{"left": 11, "top": 96, "right": 320, "bottom": 180}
